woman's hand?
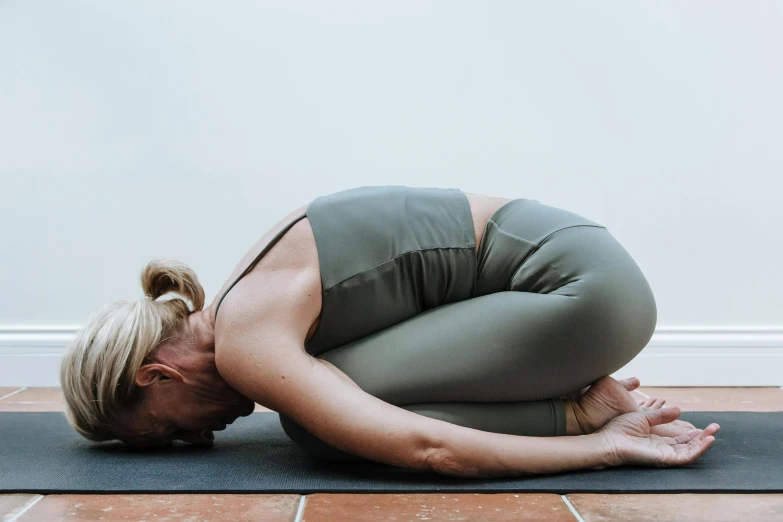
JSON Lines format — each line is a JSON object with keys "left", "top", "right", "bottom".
{"left": 635, "top": 396, "right": 700, "bottom": 439}
{"left": 595, "top": 406, "right": 720, "bottom": 468}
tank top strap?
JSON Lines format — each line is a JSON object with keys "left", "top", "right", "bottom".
{"left": 214, "top": 211, "right": 308, "bottom": 322}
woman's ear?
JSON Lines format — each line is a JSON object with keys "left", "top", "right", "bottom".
{"left": 135, "top": 363, "right": 185, "bottom": 387}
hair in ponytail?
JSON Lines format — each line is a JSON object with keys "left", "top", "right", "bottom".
{"left": 60, "top": 259, "right": 205, "bottom": 441}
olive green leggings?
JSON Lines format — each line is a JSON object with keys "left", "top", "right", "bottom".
{"left": 279, "top": 198, "right": 657, "bottom": 461}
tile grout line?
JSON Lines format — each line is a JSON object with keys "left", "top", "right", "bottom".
{"left": 5, "top": 494, "right": 44, "bottom": 522}
{"left": 294, "top": 495, "right": 307, "bottom": 522}
{"left": 0, "top": 387, "right": 27, "bottom": 401}
{"left": 560, "top": 495, "right": 586, "bottom": 522}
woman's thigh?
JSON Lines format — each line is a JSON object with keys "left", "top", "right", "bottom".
{"left": 316, "top": 198, "right": 657, "bottom": 405}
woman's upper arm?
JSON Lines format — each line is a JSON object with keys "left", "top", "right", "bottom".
{"left": 218, "top": 335, "right": 446, "bottom": 471}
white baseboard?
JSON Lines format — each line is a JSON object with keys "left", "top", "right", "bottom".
{"left": 611, "top": 326, "right": 783, "bottom": 387}
{"left": 1, "top": 325, "right": 782, "bottom": 387}
{"left": 0, "top": 326, "right": 78, "bottom": 388}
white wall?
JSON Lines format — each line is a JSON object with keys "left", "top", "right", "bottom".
{"left": 1, "top": 1, "right": 781, "bottom": 386}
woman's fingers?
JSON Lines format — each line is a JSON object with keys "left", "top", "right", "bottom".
{"left": 671, "top": 432, "right": 716, "bottom": 465}
{"left": 666, "top": 424, "right": 720, "bottom": 446}
{"left": 703, "top": 423, "right": 721, "bottom": 436}
{"left": 643, "top": 406, "right": 682, "bottom": 426}
{"left": 660, "top": 429, "right": 704, "bottom": 445}
{"left": 686, "top": 435, "right": 716, "bottom": 461}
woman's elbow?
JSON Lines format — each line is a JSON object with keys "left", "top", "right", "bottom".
{"left": 421, "top": 445, "right": 476, "bottom": 477}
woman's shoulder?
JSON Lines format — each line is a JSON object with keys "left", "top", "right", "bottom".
{"left": 212, "top": 202, "right": 322, "bottom": 348}
{"left": 210, "top": 203, "right": 315, "bottom": 302}
{"left": 213, "top": 252, "right": 322, "bottom": 357}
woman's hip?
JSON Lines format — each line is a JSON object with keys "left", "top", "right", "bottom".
{"left": 476, "top": 198, "right": 657, "bottom": 345}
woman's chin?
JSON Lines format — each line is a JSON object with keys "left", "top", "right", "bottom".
{"left": 233, "top": 398, "right": 255, "bottom": 417}
{"left": 242, "top": 400, "right": 256, "bottom": 416}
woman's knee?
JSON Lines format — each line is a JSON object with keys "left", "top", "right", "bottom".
{"left": 520, "top": 228, "right": 657, "bottom": 377}
{"left": 572, "top": 261, "right": 657, "bottom": 371}
{"left": 543, "top": 226, "right": 656, "bottom": 348}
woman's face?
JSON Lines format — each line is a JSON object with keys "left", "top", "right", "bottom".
{"left": 114, "top": 308, "right": 257, "bottom": 447}
{"left": 115, "top": 365, "right": 256, "bottom": 447}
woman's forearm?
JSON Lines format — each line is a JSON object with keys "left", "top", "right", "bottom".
{"left": 432, "top": 426, "right": 612, "bottom": 478}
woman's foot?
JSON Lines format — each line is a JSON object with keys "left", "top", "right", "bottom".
{"left": 563, "top": 376, "right": 698, "bottom": 437}
{"left": 564, "top": 376, "right": 659, "bottom": 435}
{"left": 637, "top": 396, "right": 667, "bottom": 410}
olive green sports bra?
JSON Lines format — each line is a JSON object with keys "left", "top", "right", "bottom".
{"left": 214, "top": 185, "right": 477, "bottom": 357}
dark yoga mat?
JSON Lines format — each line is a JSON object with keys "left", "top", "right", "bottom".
{"left": 1, "top": 411, "right": 780, "bottom": 494}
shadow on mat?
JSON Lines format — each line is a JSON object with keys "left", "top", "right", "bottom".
{"left": 87, "top": 441, "right": 216, "bottom": 455}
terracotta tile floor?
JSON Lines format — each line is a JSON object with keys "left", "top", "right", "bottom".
{"left": 2, "top": 387, "right": 782, "bottom": 521}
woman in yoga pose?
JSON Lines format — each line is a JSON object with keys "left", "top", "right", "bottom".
{"left": 60, "top": 185, "right": 719, "bottom": 477}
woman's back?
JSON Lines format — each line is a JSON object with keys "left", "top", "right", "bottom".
{"left": 211, "top": 186, "right": 511, "bottom": 357}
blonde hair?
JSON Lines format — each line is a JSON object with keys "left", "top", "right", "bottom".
{"left": 60, "top": 258, "right": 205, "bottom": 441}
